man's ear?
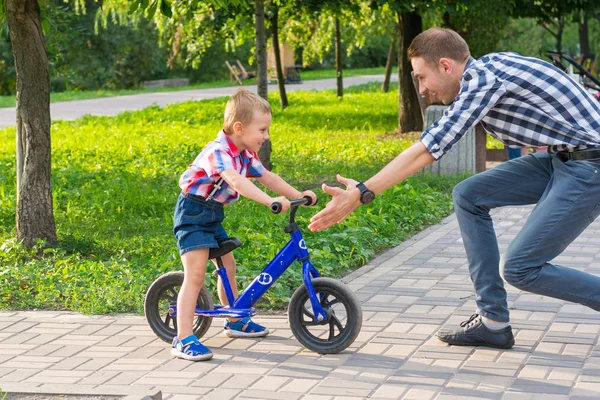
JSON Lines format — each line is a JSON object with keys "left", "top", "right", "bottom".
{"left": 232, "top": 121, "right": 243, "bottom": 135}
{"left": 439, "top": 58, "right": 453, "bottom": 75}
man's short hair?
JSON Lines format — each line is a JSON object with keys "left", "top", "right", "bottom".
{"left": 224, "top": 89, "right": 272, "bottom": 134}
{"left": 408, "top": 27, "right": 470, "bottom": 65}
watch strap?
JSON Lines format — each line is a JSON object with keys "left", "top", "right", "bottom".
{"left": 356, "top": 182, "right": 369, "bottom": 194}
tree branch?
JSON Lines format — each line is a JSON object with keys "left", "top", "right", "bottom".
{"left": 546, "top": 17, "right": 559, "bottom": 30}
{"left": 541, "top": 23, "right": 558, "bottom": 39}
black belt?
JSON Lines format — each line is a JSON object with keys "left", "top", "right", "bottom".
{"left": 555, "top": 149, "right": 600, "bottom": 162}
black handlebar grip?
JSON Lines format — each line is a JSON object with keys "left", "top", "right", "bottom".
{"left": 271, "top": 202, "right": 282, "bottom": 214}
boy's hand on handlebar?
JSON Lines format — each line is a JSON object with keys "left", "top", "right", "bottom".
{"left": 271, "top": 196, "right": 291, "bottom": 213}
{"left": 300, "top": 190, "right": 318, "bottom": 206}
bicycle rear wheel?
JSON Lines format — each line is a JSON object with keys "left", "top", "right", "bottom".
{"left": 144, "top": 271, "right": 214, "bottom": 343}
{"left": 288, "top": 277, "right": 362, "bottom": 354}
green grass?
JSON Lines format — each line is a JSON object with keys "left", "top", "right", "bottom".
{"left": 301, "top": 66, "right": 390, "bottom": 80}
{"left": 0, "top": 82, "right": 465, "bottom": 314}
{"left": 0, "top": 67, "right": 393, "bottom": 108}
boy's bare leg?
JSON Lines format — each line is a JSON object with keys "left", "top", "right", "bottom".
{"left": 178, "top": 248, "right": 210, "bottom": 338}
{"left": 212, "top": 252, "right": 239, "bottom": 322}
{"left": 214, "top": 252, "right": 268, "bottom": 337}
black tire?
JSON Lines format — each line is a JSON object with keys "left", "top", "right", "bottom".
{"left": 288, "top": 277, "right": 362, "bottom": 354}
{"left": 144, "top": 271, "right": 214, "bottom": 343}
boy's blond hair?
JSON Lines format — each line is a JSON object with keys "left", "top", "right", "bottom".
{"left": 407, "top": 27, "right": 470, "bottom": 66}
{"left": 224, "top": 89, "right": 272, "bottom": 134}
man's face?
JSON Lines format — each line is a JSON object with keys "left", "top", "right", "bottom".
{"left": 411, "top": 56, "right": 461, "bottom": 105}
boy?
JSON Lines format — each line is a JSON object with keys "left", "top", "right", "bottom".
{"left": 172, "top": 89, "right": 317, "bottom": 361}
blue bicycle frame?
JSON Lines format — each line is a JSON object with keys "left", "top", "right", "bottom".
{"left": 170, "top": 198, "right": 328, "bottom": 322}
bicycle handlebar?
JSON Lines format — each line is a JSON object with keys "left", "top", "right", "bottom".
{"left": 271, "top": 195, "right": 315, "bottom": 214}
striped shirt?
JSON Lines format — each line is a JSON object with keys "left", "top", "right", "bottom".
{"left": 420, "top": 52, "right": 600, "bottom": 160}
{"left": 179, "top": 130, "right": 265, "bottom": 204}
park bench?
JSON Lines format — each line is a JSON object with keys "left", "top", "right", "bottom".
{"left": 225, "top": 60, "right": 255, "bottom": 85}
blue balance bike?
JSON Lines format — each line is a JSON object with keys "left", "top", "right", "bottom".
{"left": 145, "top": 197, "right": 363, "bottom": 354}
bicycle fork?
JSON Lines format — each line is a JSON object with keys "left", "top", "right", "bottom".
{"left": 302, "top": 260, "right": 327, "bottom": 322}
{"left": 294, "top": 231, "right": 327, "bottom": 322}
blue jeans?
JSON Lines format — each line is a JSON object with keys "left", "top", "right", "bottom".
{"left": 173, "top": 192, "right": 228, "bottom": 255}
{"left": 453, "top": 151, "right": 600, "bottom": 322}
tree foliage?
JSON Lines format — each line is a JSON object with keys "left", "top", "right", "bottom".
{"left": 98, "top": 0, "right": 254, "bottom": 70}
{"left": 281, "top": 0, "right": 394, "bottom": 67}
{"left": 510, "top": 0, "right": 597, "bottom": 22}
{"left": 509, "top": 0, "right": 599, "bottom": 53}
{"left": 436, "top": 1, "right": 511, "bottom": 57}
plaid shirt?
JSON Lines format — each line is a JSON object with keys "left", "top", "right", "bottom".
{"left": 421, "top": 52, "right": 600, "bottom": 160}
{"left": 179, "top": 130, "right": 265, "bottom": 204}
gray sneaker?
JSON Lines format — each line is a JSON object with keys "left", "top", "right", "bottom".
{"left": 437, "top": 314, "right": 514, "bottom": 349}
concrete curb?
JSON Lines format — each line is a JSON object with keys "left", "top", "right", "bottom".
{"left": 122, "top": 391, "right": 161, "bottom": 400}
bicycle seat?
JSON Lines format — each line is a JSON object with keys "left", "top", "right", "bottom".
{"left": 209, "top": 238, "right": 243, "bottom": 259}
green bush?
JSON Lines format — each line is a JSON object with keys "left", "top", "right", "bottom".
{"left": 0, "top": 84, "right": 465, "bottom": 314}
{"left": 45, "top": 5, "right": 168, "bottom": 91}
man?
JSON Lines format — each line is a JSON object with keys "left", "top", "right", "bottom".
{"left": 308, "top": 27, "right": 600, "bottom": 349}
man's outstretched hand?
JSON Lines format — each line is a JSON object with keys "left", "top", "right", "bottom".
{"left": 308, "top": 174, "right": 362, "bottom": 232}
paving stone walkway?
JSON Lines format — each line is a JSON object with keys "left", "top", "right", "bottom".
{"left": 2, "top": 204, "right": 600, "bottom": 399}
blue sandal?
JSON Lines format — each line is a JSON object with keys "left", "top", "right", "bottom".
{"left": 171, "top": 335, "right": 213, "bottom": 361}
{"left": 224, "top": 317, "right": 269, "bottom": 338}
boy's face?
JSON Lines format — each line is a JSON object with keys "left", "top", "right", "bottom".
{"left": 237, "top": 110, "right": 272, "bottom": 153}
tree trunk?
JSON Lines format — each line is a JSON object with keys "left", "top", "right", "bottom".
{"left": 579, "top": 11, "right": 590, "bottom": 55}
{"left": 556, "top": 18, "right": 564, "bottom": 55}
{"left": 442, "top": 11, "right": 452, "bottom": 28}
{"left": 335, "top": 16, "right": 343, "bottom": 98}
{"left": 254, "top": 0, "right": 271, "bottom": 170}
{"left": 255, "top": 0, "right": 268, "bottom": 100}
{"left": 382, "top": 27, "right": 396, "bottom": 93}
{"left": 271, "top": 7, "right": 288, "bottom": 109}
{"left": 6, "top": 0, "right": 56, "bottom": 247}
{"left": 398, "top": 11, "right": 423, "bottom": 133}
{"left": 544, "top": 18, "right": 564, "bottom": 54}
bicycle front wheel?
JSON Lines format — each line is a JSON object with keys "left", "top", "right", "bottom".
{"left": 288, "top": 277, "right": 362, "bottom": 354}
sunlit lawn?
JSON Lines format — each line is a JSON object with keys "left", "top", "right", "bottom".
{"left": 0, "top": 82, "right": 464, "bottom": 314}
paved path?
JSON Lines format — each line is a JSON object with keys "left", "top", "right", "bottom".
{"left": 2, "top": 204, "right": 600, "bottom": 399}
{"left": 0, "top": 75, "right": 395, "bottom": 128}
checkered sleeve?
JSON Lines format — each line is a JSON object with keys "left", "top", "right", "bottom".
{"left": 420, "top": 67, "right": 507, "bottom": 160}
{"left": 246, "top": 151, "right": 266, "bottom": 178}
{"left": 210, "top": 148, "right": 235, "bottom": 174}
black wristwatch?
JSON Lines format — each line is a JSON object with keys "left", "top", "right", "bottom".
{"left": 356, "top": 182, "right": 375, "bottom": 204}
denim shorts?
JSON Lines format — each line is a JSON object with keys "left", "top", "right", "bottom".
{"left": 173, "top": 192, "right": 229, "bottom": 255}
